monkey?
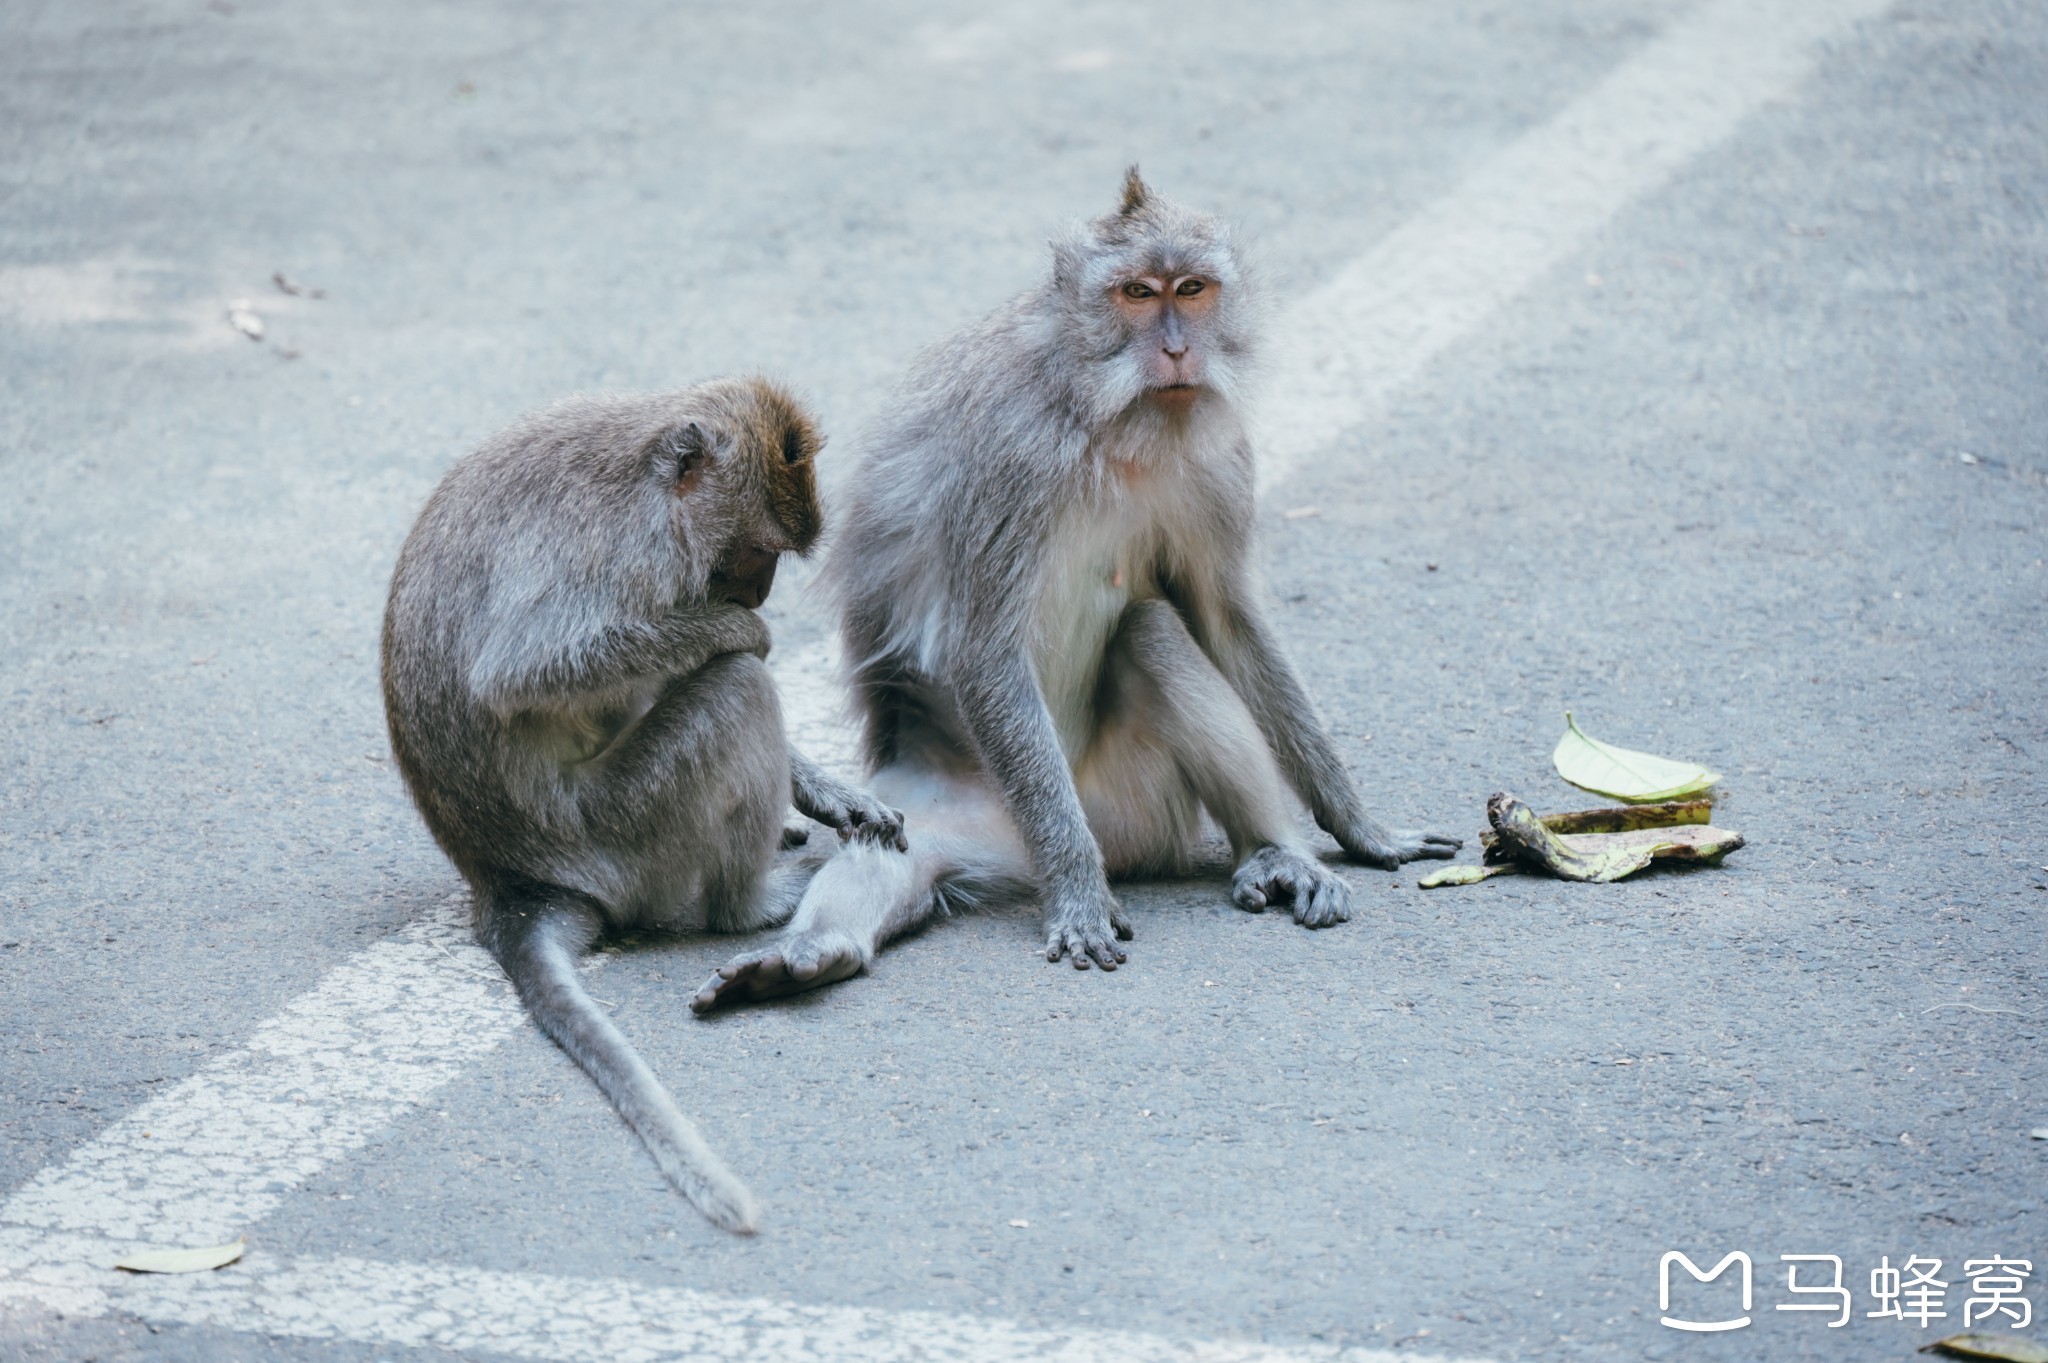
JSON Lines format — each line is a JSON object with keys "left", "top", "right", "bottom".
{"left": 380, "top": 377, "right": 904, "bottom": 1233}
{"left": 692, "top": 170, "right": 1460, "bottom": 1014}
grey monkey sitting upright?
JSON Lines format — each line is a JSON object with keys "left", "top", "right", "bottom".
{"left": 381, "top": 377, "right": 903, "bottom": 1233}
{"left": 693, "top": 171, "right": 1461, "bottom": 1012}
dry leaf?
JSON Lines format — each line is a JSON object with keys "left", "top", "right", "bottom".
{"left": 1552, "top": 713, "right": 1719, "bottom": 803}
{"left": 1488, "top": 792, "right": 1742, "bottom": 882}
{"left": 1922, "top": 1334, "right": 2048, "bottom": 1363}
{"left": 1417, "top": 863, "right": 1519, "bottom": 889}
{"left": 114, "top": 1239, "right": 245, "bottom": 1274}
{"left": 1479, "top": 800, "right": 1710, "bottom": 859}
{"left": 271, "top": 271, "right": 326, "bottom": 299}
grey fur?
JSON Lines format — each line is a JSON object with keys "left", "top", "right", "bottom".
{"left": 381, "top": 377, "right": 901, "bottom": 1233}
{"left": 693, "top": 173, "right": 1459, "bottom": 1014}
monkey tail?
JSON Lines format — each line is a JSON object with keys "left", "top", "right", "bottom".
{"left": 929, "top": 854, "right": 1039, "bottom": 919}
{"left": 483, "top": 885, "right": 761, "bottom": 1234}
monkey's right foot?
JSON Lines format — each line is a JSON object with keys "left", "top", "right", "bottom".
{"left": 1232, "top": 845, "right": 1352, "bottom": 928}
{"left": 689, "top": 932, "right": 865, "bottom": 1013}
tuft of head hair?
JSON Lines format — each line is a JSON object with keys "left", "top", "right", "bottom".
{"left": 1117, "top": 165, "right": 1153, "bottom": 218}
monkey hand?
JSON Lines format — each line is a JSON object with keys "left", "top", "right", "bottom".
{"left": 826, "top": 792, "right": 908, "bottom": 852}
{"left": 1334, "top": 821, "right": 1463, "bottom": 869}
{"left": 792, "top": 774, "right": 908, "bottom": 852}
{"left": 690, "top": 931, "right": 866, "bottom": 1013}
{"left": 1232, "top": 845, "right": 1352, "bottom": 928}
{"left": 1042, "top": 888, "right": 1133, "bottom": 971}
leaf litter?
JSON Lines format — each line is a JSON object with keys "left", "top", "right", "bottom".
{"left": 1419, "top": 793, "right": 1742, "bottom": 888}
{"left": 1922, "top": 1335, "right": 2048, "bottom": 1363}
{"left": 113, "top": 1238, "right": 245, "bottom": 1273}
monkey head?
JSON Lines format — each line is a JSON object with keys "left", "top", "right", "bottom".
{"left": 652, "top": 377, "right": 824, "bottom": 609}
{"left": 1049, "top": 166, "right": 1261, "bottom": 427}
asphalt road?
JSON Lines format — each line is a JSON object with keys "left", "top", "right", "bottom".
{"left": 2, "top": 1, "right": 2044, "bottom": 1360}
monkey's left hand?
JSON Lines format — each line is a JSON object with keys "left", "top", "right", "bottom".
{"left": 1334, "top": 821, "right": 1463, "bottom": 870}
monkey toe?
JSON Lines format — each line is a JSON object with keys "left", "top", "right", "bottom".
{"left": 1292, "top": 875, "right": 1353, "bottom": 929}
{"left": 1044, "top": 918, "right": 1127, "bottom": 971}
{"left": 1391, "top": 828, "right": 1463, "bottom": 863}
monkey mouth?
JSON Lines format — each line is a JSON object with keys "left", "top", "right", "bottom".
{"left": 711, "top": 545, "right": 780, "bottom": 609}
{"left": 1148, "top": 383, "right": 1203, "bottom": 407}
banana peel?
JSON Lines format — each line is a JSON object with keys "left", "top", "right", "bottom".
{"left": 1418, "top": 793, "right": 1743, "bottom": 888}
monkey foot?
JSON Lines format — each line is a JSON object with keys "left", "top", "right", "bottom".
{"left": 689, "top": 932, "right": 866, "bottom": 1013}
{"left": 1233, "top": 845, "right": 1352, "bottom": 928}
{"left": 1042, "top": 901, "right": 1132, "bottom": 971}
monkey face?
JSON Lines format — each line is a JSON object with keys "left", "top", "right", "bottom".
{"left": 1050, "top": 169, "right": 1258, "bottom": 426}
{"left": 1112, "top": 272, "right": 1222, "bottom": 408}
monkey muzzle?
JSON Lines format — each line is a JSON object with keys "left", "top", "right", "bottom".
{"left": 712, "top": 546, "right": 780, "bottom": 609}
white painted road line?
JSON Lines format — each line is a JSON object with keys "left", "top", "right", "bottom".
{"left": 1, "top": 1, "right": 1887, "bottom": 1356}
{"left": 1256, "top": 0, "right": 1891, "bottom": 492}
{"left": 1, "top": 1230, "right": 1489, "bottom": 1363}
{"left": 0, "top": 899, "right": 518, "bottom": 1250}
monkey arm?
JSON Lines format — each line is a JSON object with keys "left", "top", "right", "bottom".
{"left": 787, "top": 747, "right": 907, "bottom": 850}
{"left": 952, "top": 639, "right": 1130, "bottom": 968}
{"left": 474, "top": 603, "right": 771, "bottom": 714}
{"left": 1196, "top": 584, "right": 1460, "bottom": 869}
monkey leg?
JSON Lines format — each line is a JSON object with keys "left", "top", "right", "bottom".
{"left": 1095, "top": 599, "right": 1352, "bottom": 928}
{"left": 575, "top": 651, "right": 790, "bottom": 933}
{"left": 689, "top": 767, "right": 1032, "bottom": 1012}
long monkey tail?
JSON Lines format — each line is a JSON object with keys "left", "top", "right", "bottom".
{"left": 482, "top": 885, "right": 760, "bottom": 1234}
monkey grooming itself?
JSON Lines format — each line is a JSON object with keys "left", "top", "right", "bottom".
{"left": 694, "top": 171, "right": 1459, "bottom": 1013}
{"left": 381, "top": 378, "right": 903, "bottom": 1233}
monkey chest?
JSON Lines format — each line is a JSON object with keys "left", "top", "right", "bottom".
{"left": 1032, "top": 520, "right": 1160, "bottom": 759}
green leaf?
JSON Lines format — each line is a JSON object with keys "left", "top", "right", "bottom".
{"left": 113, "top": 1239, "right": 245, "bottom": 1274}
{"left": 1922, "top": 1334, "right": 2048, "bottom": 1363}
{"left": 1552, "top": 713, "right": 1720, "bottom": 803}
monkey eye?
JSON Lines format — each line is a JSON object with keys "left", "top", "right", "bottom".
{"left": 1175, "top": 278, "right": 1206, "bottom": 297}
{"left": 1121, "top": 281, "right": 1156, "bottom": 301}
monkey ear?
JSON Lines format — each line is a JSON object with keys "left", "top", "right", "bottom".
{"left": 1118, "top": 165, "right": 1153, "bottom": 217}
{"left": 658, "top": 422, "right": 711, "bottom": 491}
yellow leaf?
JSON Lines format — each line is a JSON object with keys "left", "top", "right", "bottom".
{"left": 1552, "top": 713, "right": 1720, "bottom": 803}
{"left": 113, "top": 1239, "right": 245, "bottom": 1274}
{"left": 1417, "top": 863, "right": 1518, "bottom": 888}
{"left": 1922, "top": 1334, "right": 2048, "bottom": 1363}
